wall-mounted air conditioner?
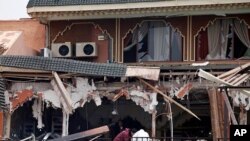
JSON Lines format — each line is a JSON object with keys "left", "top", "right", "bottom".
{"left": 51, "top": 42, "right": 72, "bottom": 57}
{"left": 40, "top": 48, "right": 51, "bottom": 58}
{"left": 75, "top": 42, "right": 97, "bottom": 57}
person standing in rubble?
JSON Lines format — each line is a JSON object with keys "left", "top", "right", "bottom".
{"left": 113, "top": 128, "right": 135, "bottom": 141}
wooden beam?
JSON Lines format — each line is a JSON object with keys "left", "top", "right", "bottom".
{"left": 49, "top": 125, "right": 109, "bottom": 141}
{"left": 138, "top": 77, "right": 200, "bottom": 120}
{"left": 126, "top": 66, "right": 160, "bottom": 81}
{"left": 223, "top": 100, "right": 229, "bottom": 141}
{"left": 222, "top": 90, "right": 238, "bottom": 125}
{"left": 217, "top": 62, "right": 250, "bottom": 79}
{"left": 96, "top": 81, "right": 223, "bottom": 92}
{"left": 167, "top": 102, "right": 173, "bottom": 141}
{"left": 208, "top": 88, "right": 222, "bottom": 141}
{"left": 160, "top": 71, "right": 225, "bottom": 76}
{"left": 176, "top": 83, "right": 193, "bottom": 99}
{"left": 224, "top": 74, "right": 241, "bottom": 83}
{"left": 4, "top": 112, "right": 11, "bottom": 139}
{"left": 152, "top": 111, "right": 156, "bottom": 138}
{"left": 52, "top": 71, "right": 73, "bottom": 114}
{"left": 199, "top": 69, "right": 250, "bottom": 97}
{"left": 239, "top": 105, "right": 247, "bottom": 125}
{"left": 231, "top": 73, "right": 249, "bottom": 86}
{"left": 113, "top": 89, "right": 130, "bottom": 101}
{"left": 62, "top": 111, "right": 69, "bottom": 136}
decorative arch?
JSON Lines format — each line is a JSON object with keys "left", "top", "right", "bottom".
{"left": 194, "top": 17, "right": 250, "bottom": 38}
{"left": 51, "top": 22, "right": 114, "bottom": 62}
{"left": 52, "top": 22, "right": 113, "bottom": 43}
{"left": 121, "top": 20, "right": 185, "bottom": 62}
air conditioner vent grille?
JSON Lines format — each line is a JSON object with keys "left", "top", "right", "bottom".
{"left": 51, "top": 42, "right": 72, "bottom": 57}
{"left": 76, "top": 42, "right": 97, "bottom": 57}
{"left": 83, "top": 44, "right": 94, "bottom": 55}
{"left": 59, "top": 45, "right": 70, "bottom": 56}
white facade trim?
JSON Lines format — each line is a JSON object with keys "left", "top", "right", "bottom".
{"left": 27, "top": 0, "right": 250, "bottom": 13}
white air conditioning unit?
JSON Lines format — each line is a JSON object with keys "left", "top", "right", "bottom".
{"left": 40, "top": 48, "right": 51, "bottom": 58}
{"left": 51, "top": 42, "right": 72, "bottom": 57}
{"left": 75, "top": 42, "right": 97, "bottom": 57}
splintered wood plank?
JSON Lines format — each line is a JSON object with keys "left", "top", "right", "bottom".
{"left": 198, "top": 69, "right": 232, "bottom": 85}
{"left": 4, "top": 112, "right": 11, "bottom": 139}
{"left": 217, "top": 62, "right": 250, "bottom": 79}
{"left": 138, "top": 77, "right": 200, "bottom": 120}
{"left": 223, "top": 74, "right": 241, "bottom": 83}
{"left": 176, "top": 83, "right": 193, "bottom": 99}
{"left": 49, "top": 125, "right": 109, "bottom": 141}
{"left": 52, "top": 71, "right": 73, "bottom": 114}
{"left": 113, "top": 92, "right": 123, "bottom": 102}
{"left": 126, "top": 66, "right": 160, "bottom": 80}
{"left": 222, "top": 91, "right": 238, "bottom": 125}
{"left": 231, "top": 73, "right": 249, "bottom": 86}
{"left": 208, "top": 88, "right": 222, "bottom": 141}
{"left": 152, "top": 111, "right": 156, "bottom": 138}
{"left": 113, "top": 89, "right": 130, "bottom": 101}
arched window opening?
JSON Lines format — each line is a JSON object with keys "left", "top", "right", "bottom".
{"left": 195, "top": 18, "right": 250, "bottom": 61}
{"left": 123, "top": 21, "right": 183, "bottom": 63}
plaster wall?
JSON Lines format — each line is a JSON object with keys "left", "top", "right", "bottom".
{"left": 3, "top": 32, "right": 37, "bottom": 56}
{"left": 0, "top": 19, "right": 45, "bottom": 51}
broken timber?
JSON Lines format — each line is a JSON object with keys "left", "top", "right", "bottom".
{"left": 176, "top": 83, "right": 193, "bottom": 99}
{"left": 52, "top": 71, "right": 73, "bottom": 114}
{"left": 152, "top": 111, "right": 156, "bottom": 138}
{"left": 217, "top": 62, "right": 250, "bottom": 79}
{"left": 222, "top": 89, "right": 238, "bottom": 125}
{"left": 49, "top": 125, "right": 109, "bottom": 141}
{"left": 62, "top": 111, "right": 69, "bottom": 136}
{"left": 198, "top": 68, "right": 250, "bottom": 96}
{"left": 138, "top": 77, "right": 200, "bottom": 120}
{"left": 198, "top": 67, "right": 249, "bottom": 125}
{"left": 126, "top": 66, "right": 160, "bottom": 81}
{"left": 208, "top": 88, "right": 222, "bottom": 140}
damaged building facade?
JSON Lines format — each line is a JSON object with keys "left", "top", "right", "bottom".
{"left": 0, "top": 0, "right": 250, "bottom": 140}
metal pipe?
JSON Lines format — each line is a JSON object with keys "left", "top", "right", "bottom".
{"left": 20, "top": 134, "right": 35, "bottom": 141}
{"left": 168, "top": 101, "right": 173, "bottom": 141}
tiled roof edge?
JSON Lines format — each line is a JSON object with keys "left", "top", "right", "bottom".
{"left": 27, "top": 0, "right": 166, "bottom": 8}
{"left": 0, "top": 56, "right": 127, "bottom": 77}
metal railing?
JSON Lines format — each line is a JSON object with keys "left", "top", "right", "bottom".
{"left": 217, "top": 138, "right": 230, "bottom": 141}
{"left": 89, "top": 137, "right": 212, "bottom": 141}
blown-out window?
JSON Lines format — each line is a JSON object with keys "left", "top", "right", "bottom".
{"left": 123, "top": 21, "right": 183, "bottom": 63}
{"left": 196, "top": 18, "right": 250, "bottom": 60}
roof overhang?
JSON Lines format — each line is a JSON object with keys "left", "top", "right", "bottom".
{"left": 27, "top": 0, "right": 250, "bottom": 21}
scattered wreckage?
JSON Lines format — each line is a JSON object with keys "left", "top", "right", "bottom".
{"left": 0, "top": 56, "right": 249, "bottom": 140}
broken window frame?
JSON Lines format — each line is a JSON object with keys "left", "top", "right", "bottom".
{"left": 123, "top": 20, "right": 183, "bottom": 63}
{"left": 195, "top": 18, "right": 250, "bottom": 61}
